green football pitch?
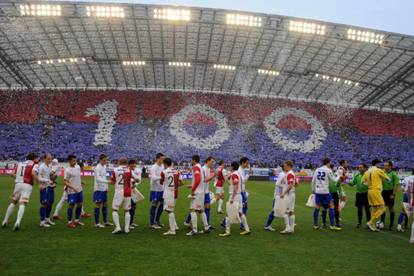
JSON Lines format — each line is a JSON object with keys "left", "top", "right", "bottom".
{"left": 0, "top": 175, "right": 412, "bottom": 275}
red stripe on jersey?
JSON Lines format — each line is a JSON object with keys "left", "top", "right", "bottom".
{"left": 287, "top": 173, "right": 295, "bottom": 185}
{"left": 192, "top": 166, "right": 201, "bottom": 192}
{"left": 23, "top": 163, "right": 35, "bottom": 185}
{"left": 123, "top": 169, "right": 132, "bottom": 197}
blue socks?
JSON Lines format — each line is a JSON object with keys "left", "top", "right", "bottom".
{"left": 265, "top": 211, "right": 274, "bottom": 227}
{"left": 46, "top": 205, "right": 52, "bottom": 219}
{"left": 205, "top": 207, "right": 210, "bottom": 224}
{"left": 75, "top": 207, "right": 82, "bottom": 220}
{"left": 155, "top": 202, "right": 163, "bottom": 224}
{"left": 130, "top": 202, "right": 136, "bottom": 225}
{"left": 313, "top": 208, "right": 319, "bottom": 226}
{"left": 329, "top": 208, "right": 335, "bottom": 226}
{"left": 398, "top": 212, "right": 405, "bottom": 225}
{"left": 94, "top": 207, "right": 100, "bottom": 224}
{"left": 102, "top": 206, "right": 108, "bottom": 224}
{"left": 40, "top": 207, "right": 46, "bottom": 221}
{"left": 185, "top": 213, "right": 191, "bottom": 224}
{"left": 68, "top": 207, "right": 73, "bottom": 222}
{"left": 150, "top": 206, "right": 156, "bottom": 225}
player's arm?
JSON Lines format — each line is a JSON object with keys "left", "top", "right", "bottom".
{"left": 379, "top": 169, "right": 390, "bottom": 181}
{"left": 311, "top": 171, "right": 317, "bottom": 193}
{"left": 109, "top": 172, "right": 115, "bottom": 185}
{"left": 32, "top": 166, "right": 42, "bottom": 190}
{"left": 281, "top": 174, "right": 295, "bottom": 198}
{"left": 230, "top": 175, "right": 239, "bottom": 203}
{"left": 328, "top": 170, "right": 339, "bottom": 183}
{"left": 191, "top": 167, "right": 201, "bottom": 196}
{"left": 391, "top": 173, "right": 399, "bottom": 199}
{"left": 205, "top": 170, "right": 215, "bottom": 182}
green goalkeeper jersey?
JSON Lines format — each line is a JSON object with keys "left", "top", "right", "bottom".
{"left": 382, "top": 171, "right": 399, "bottom": 191}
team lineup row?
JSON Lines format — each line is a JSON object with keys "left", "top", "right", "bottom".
{"left": 1, "top": 152, "right": 414, "bottom": 241}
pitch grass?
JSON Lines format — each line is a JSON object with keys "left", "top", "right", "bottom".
{"left": 0, "top": 175, "right": 412, "bottom": 275}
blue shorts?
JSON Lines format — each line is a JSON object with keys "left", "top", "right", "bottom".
{"left": 204, "top": 193, "right": 211, "bottom": 205}
{"left": 403, "top": 193, "right": 408, "bottom": 203}
{"left": 150, "top": 191, "right": 164, "bottom": 203}
{"left": 68, "top": 192, "right": 83, "bottom": 205}
{"left": 241, "top": 191, "right": 248, "bottom": 204}
{"left": 315, "top": 193, "right": 333, "bottom": 207}
{"left": 40, "top": 187, "right": 55, "bottom": 205}
{"left": 93, "top": 191, "right": 108, "bottom": 203}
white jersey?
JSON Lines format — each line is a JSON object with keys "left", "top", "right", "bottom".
{"left": 312, "top": 166, "right": 337, "bottom": 194}
{"left": 38, "top": 163, "right": 52, "bottom": 188}
{"left": 112, "top": 166, "right": 128, "bottom": 193}
{"left": 150, "top": 163, "right": 164, "bottom": 192}
{"left": 403, "top": 175, "right": 414, "bottom": 196}
{"left": 64, "top": 164, "right": 82, "bottom": 194}
{"left": 228, "top": 171, "right": 241, "bottom": 195}
{"left": 203, "top": 165, "right": 211, "bottom": 194}
{"left": 14, "top": 161, "right": 27, "bottom": 184}
{"left": 275, "top": 170, "right": 296, "bottom": 197}
{"left": 192, "top": 163, "right": 205, "bottom": 195}
{"left": 133, "top": 166, "right": 142, "bottom": 187}
{"left": 162, "top": 168, "right": 176, "bottom": 200}
{"left": 94, "top": 163, "right": 108, "bottom": 192}
{"left": 237, "top": 167, "right": 249, "bottom": 192}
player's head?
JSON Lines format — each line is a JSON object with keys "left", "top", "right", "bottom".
{"left": 358, "top": 163, "right": 368, "bottom": 173}
{"left": 219, "top": 160, "right": 225, "bottom": 166}
{"left": 283, "top": 160, "right": 293, "bottom": 171}
{"left": 205, "top": 156, "right": 215, "bottom": 168}
{"left": 384, "top": 161, "right": 393, "bottom": 172}
{"left": 231, "top": 161, "right": 239, "bottom": 171}
{"left": 99, "top": 154, "right": 108, "bottom": 165}
{"left": 339, "top": 160, "right": 347, "bottom": 168}
{"left": 118, "top": 158, "right": 128, "bottom": 166}
{"left": 52, "top": 158, "right": 59, "bottom": 166}
{"left": 192, "top": 155, "right": 200, "bottom": 165}
{"left": 43, "top": 153, "right": 53, "bottom": 164}
{"left": 155, "top": 153, "right": 165, "bottom": 165}
{"left": 26, "top": 152, "right": 39, "bottom": 163}
{"left": 67, "top": 154, "right": 77, "bottom": 167}
{"left": 412, "top": 167, "right": 414, "bottom": 175}
{"left": 128, "top": 159, "right": 137, "bottom": 170}
{"left": 163, "top": 157, "right": 173, "bottom": 168}
{"left": 372, "top": 159, "right": 381, "bottom": 167}
{"left": 323, "top": 158, "right": 331, "bottom": 166}
{"left": 329, "top": 163, "right": 334, "bottom": 170}
{"left": 240, "top": 157, "right": 249, "bottom": 168}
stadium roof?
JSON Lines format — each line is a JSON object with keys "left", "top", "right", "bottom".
{"left": 0, "top": 1, "right": 414, "bottom": 114}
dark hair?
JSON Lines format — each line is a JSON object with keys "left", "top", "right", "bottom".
{"left": 385, "top": 161, "right": 393, "bottom": 167}
{"left": 67, "top": 154, "right": 77, "bottom": 162}
{"left": 240, "top": 157, "right": 249, "bottom": 164}
{"left": 164, "top": 158, "right": 172, "bottom": 167}
{"left": 285, "top": 160, "right": 294, "bottom": 168}
{"left": 206, "top": 156, "right": 215, "bottom": 162}
{"left": 323, "top": 158, "right": 331, "bottom": 165}
{"left": 339, "top": 160, "right": 346, "bottom": 166}
{"left": 412, "top": 168, "right": 414, "bottom": 175}
{"left": 231, "top": 161, "right": 239, "bottom": 171}
{"left": 156, "top": 153, "right": 164, "bottom": 160}
{"left": 27, "top": 152, "right": 38, "bottom": 161}
{"left": 99, "top": 154, "right": 107, "bottom": 160}
{"left": 372, "top": 159, "right": 381, "bottom": 166}
{"left": 329, "top": 163, "right": 334, "bottom": 169}
{"left": 119, "top": 158, "right": 128, "bottom": 165}
{"left": 128, "top": 159, "right": 136, "bottom": 165}
{"left": 361, "top": 163, "right": 368, "bottom": 169}
{"left": 192, "top": 155, "right": 200, "bottom": 163}
{"left": 219, "top": 160, "right": 225, "bottom": 165}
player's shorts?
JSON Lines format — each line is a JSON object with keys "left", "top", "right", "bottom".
{"left": 229, "top": 194, "right": 243, "bottom": 213}
{"left": 285, "top": 193, "right": 296, "bottom": 212}
{"left": 93, "top": 191, "right": 108, "bottom": 203}
{"left": 241, "top": 191, "right": 248, "bottom": 203}
{"left": 163, "top": 197, "right": 175, "bottom": 212}
{"left": 381, "top": 190, "right": 395, "bottom": 207}
{"left": 150, "top": 191, "right": 164, "bottom": 203}
{"left": 12, "top": 183, "right": 33, "bottom": 203}
{"left": 403, "top": 193, "right": 408, "bottom": 203}
{"left": 112, "top": 191, "right": 131, "bottom": 211}
{"left": 215, "top": 186, "right": 224, "bottom": 194}
{"left": 315, "top": 193, "right": 333, "bottom": 207}
{"left": 368, "top": 190, "right": 384, "bottom": 206}
{"left": 204, "top": 193, "right": 211, "bottom": 205}
{"left": 355, "top": 192, "right": 369, "bottom": 207}
{"left": 190, "top": 193, "right": 204, "bottom": 211}
{"left": 331, "top": 192, "right": 339, "bottom": 209}
{"left": 67, "top": 192, "right": 83, "bottom": 205}
{"left": 40, "top": 187, "right": 55, "bottom": 205}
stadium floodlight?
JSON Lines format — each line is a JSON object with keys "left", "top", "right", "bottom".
{"left": 86, "top": 6, "right": 125, "bottom": 18}
{"left": 258, "top": 69, "right": 279, "bottom": 76}
{"left": 226, "top": 13, "right": 262, "bottom": 27}
{"left": 168, "top": 61, "right": 191, "bottom": 67}
{"left": 19, "top": 4, "right": 62, "bottom": 17}
{"left": 289, "top": 20, "right": 326, "bottom": 35}
{"left": 347, "top": 29, "right": 384, "bottom": 44}
{"left": 153, "top": 8, "right": 191, "bottom": 21}
{"left": 213, "top": 64, "right": 236, "bottom": 70}
{"left": 122, "top": 61, "right": 146, "bottom": 66}
{"left": 315, "top": 73, "right": 358, "bottom": 86}
{"left": 37, "top": 57, "right": 86, "bottom": 65}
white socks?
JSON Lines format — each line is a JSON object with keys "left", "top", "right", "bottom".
{"left": 168, "top": 212, "right": 176, "bottom": 232}
{"left": 125, "top": 212, "right": 131, "bottom": 232}
{"left": 218, "top": 199, "right": 223, "bottom": 213}
{"left": 225, "top": 217, "right": 230, "bottom": 233}
{"left": 283, "top": 215, "right": 290, "bottom": 230}
{"left": 201, "top": 212, "right": 209, "bottom": 230}
{"left": 3, "top": 203, "right": 15, "bottom": 224}
{"left": 289, "top": 215, "right": 295, "bottom": 231}
{"left": 241, "top": 214, "right": 250, "bottom": 232}
{"left": 411, "top": 222, "right": 414, "bottom": 242}
{"left": 16, "top": 205, "right": 25, "bottom": 225}
{"left": 190, "top": 212, "right": 197, "bottom": 232}
{"left": 54, "top": 197, "right": 65, "bottom": 216}
{"left": 112, "top": 211, "right": 120, "bottom": 229}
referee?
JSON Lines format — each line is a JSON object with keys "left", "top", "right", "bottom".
{"left": 349, "top": 163, "right": 370, "bottom": 228}
{"left": 382, "top": 161, "right": 399, "bottom": 230}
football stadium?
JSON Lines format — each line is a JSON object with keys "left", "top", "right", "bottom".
{"left": 0, "top": 1, "right": 413, "bottom": 275}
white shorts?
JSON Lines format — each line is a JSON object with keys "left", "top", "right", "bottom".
{"left": 285, "top": 193, "right": 296, "bottom": 212}
{"left": 12, "top": 183, "right": 33, "bottom": 203}
{"left": 215, "top": 186, "right": 224, "bottom": 194}
{"left": 164, "top": 197, "right": 175, "bottom": 212}
{"left": 112, "top": 191, "right": 131, "bottom": 211}
{"left": 190, "top": 193, "right": 204, "bottom": 211}
{"left": 229, "top": 194, "right": 243, "bottom": 213}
